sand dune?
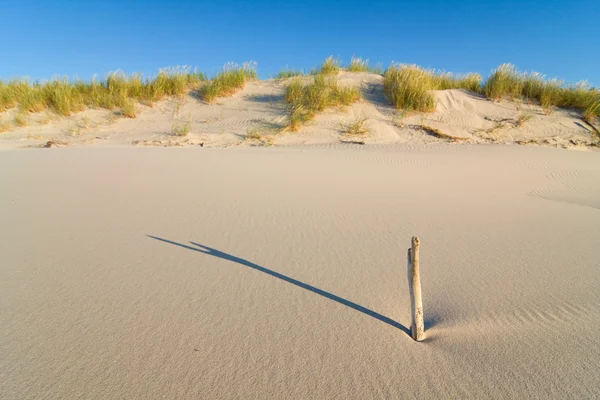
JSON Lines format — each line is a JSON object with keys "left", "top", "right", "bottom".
{"left": 1, "top": 72, "right": 598, "bottom": 150}
{"left": 1, "top": 144, "right": 599, "bottom": 399}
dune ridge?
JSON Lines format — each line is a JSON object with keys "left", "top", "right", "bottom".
{"left": 0, "top": 71, "right": 598, "bottom": 150}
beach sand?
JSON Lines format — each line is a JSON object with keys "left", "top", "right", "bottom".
{"left": 1, "top": 144, "right": 599, "bottom": 398}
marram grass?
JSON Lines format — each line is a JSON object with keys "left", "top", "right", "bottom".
{"left": 384, "top": 64, "right": 482, "bottom": 112}
{"left": 198, "top": 62, "right": 257, "bottom": 103}
{"left": 483, "top": 64, "right": 600, "bottom": 117}
{"left": 0, "top": 66, "right": 205, "bottom": 117}
{"left": 284, "top": 74, "right": 360, "bottom": 131}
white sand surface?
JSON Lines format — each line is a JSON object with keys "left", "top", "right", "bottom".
{"left": 1, "top": 72, "right": 598, "bottom": 150}
{"left": 1, "top": 144, "right": 599, "bottom": 399}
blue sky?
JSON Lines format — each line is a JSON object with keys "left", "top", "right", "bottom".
{"left": 2, "top": 0, "right": 599, "bottom": 85}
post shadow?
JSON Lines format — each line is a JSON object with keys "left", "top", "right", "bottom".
{"left": 147, "top": 235, "right": 410, "bottom": 335}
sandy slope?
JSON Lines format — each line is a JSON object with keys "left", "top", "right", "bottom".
{"left": 1, "top": 72, "right": 598, "bottom": 150}
{"left": 1, "top": 144, "right": 599, "bottom": 399}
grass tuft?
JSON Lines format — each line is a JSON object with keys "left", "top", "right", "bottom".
{"left": 198, "top": 62, "right": 257, "bottom": 103}
{"left": 384, "top": 64, "right": 482, "bottom": 113}
{"left": 384, "top": 65, "right": 436, "bottom": 112}
{"left": 483, "top": 64, "right": 523, "bottom": 100}
{"left": 275, "top": 69, "right": 303, "bottom": 79}
{"left": 283, "top": 75, "right": 361, "bottom": 131}
{"left": 583, "top": 100, "right": 599, "bottom": 125}
{"left": 120, "top": 100, "right": 137, "bottom": 118}
{"left": 246, "top": 128, "right": 262, "bottom": 140}
{"left": 483, "top": 64, "right": 600, "bottom": 117}
{"left": 348, "top": 57, "right": 370, "bottom": 73}
{"left": 342, "top": 117, "right": 369, "bottom": 135}
{"left": 319, "top": 56, "right": 341, "bottom": 75}
{"left": 0, "top": 66, "right": 205, "bottom": 117}
{"left": 516, "top": 113, "right": 533, "bottom": 127}
{"left": 171, "top": 121, "right": 191, "bottom": 136}
{"left": 14, "top": 113, "right": 28, "bottom": 127}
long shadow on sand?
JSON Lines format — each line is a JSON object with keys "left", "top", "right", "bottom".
{"left": 148, "top": 235, "right": 411, "bottom": 336}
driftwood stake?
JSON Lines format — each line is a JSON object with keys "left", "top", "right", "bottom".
{"left": 408, "top": 236, "right": 425, "bottom": 341}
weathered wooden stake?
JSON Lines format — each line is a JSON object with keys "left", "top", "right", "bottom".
{"left": 408, "top": 236, "right": 425, "bottom": 341}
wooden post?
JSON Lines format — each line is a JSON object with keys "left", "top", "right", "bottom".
{"left": 408, "top": 236, "right": 425, "bottom": 341}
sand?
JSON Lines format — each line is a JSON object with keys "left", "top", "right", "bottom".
{"left": 1, "top": 144, "right": 599, "bottom": 399}
{"left": 1, "top": 72, "right": 598, "bottom": 150}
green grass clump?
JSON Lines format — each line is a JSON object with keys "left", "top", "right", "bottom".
{"left": 483, "top": 64, "right": 600, "bottom": 117}
{"left": 284, "top": 74, "right": 360, "bottom": 131}
{"left": 347, "top": 57, "right": 383, "bottom": 74}
{"left": 583, "top": 100, "right": 600, "bottom": 124}
{"left": 275, "top": 69, "right": 303, "bottom": 79}
{"left": 384, "top": 64, "right": 482, "bottom": 112}
{"left": 120, "top": 99, "right": 137, "bottom": 118}
{"left": 348, "top": 57, "right": 370, "bottom": 73}
{"left": 539, "top": 79, "right": 562, "bottom": 115}
{"left": 431, "top": 72, "right": 482, "bottom": 93}
{"left": 384, "top": 65, "right": 436, "bottom": 112}
{"left": 318, "top": 56, "right": 341, "bottom": 75}
{"left": 199, "top": 62, "right": 257, "bottom": 103}
{"left": 0, "top": 66, "right": 205, "bottom": 117}
{"left": 483, "top": 64, "right": 524, "bottom": 100}
{"left": 560, "top": 82, "right": 600, "bottom": 111}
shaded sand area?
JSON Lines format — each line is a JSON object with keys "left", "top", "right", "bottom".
{"left": 1, "top": 144, "right": 599, "bottom": 399}
{"left": 1, "top": 72, "right": 598, "bottom": 150}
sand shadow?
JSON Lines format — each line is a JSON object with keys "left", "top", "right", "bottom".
{"left": 574, "top": 121, "right": 592, "bottom": 132}
{"left": 148, "top": 235, "right": 411, "bottom": 336}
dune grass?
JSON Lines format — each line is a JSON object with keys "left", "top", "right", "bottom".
{"left": 348, "top": 57, "right": 370, "bottom": 73}
{"left": 284, "top": 74, "right": 361, "bottom": 131}
{"left": 483, "top": 64, "right": 600, "bottom": 118}
{"left": 13, "top": 113, "right": 27, "bottom": 127}
{"left": 583, "top": 100, "right": 600, "bottom": 124}
{"left": 347, "top": 57, "right": 383, "bottom": 74}
{"left": 0, "top": 67, "right": 205, "bottom": 117}
{"left": 342, "top": 117, "right": 369, "bottom": 135}
{"left": 516, "top": 113, "right": 534, "bottom": 127}
{"left": 275, "top": 69, "right": 303, "bottom": 79}
{"left": 199, "top": 62, "right": 257, "bottom": 103}
{"left": 384, "top": 65, "right": 436, "bottom": 112}
{"left": 120, "top": 99, "right": 137, "bottom": 118}
{"left": 317, "top": 56, "right": 341, "bottom": 75}
{"left": 384, "top": 64, "right": 482, "bottom": 112}
{"left": 171, "top": 121, "right": 191, "bottom": 136}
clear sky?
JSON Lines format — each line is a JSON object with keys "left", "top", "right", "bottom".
{"left": 2, "top": 0, "right": 599, "bottom": 85}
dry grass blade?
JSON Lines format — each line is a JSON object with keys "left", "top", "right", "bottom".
{"left": 420, "top": 125, "right": 466, "bottom": 142}
{"left": 342, "top": 117, "right": 369, "bottom": 135}
{"left": 516, "top": 113, "right": 533, "bottom": 127}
